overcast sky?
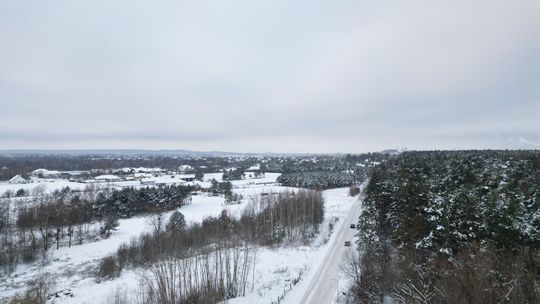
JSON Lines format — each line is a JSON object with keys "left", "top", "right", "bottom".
{"left": 1, "top": 0, "right": 539, "bottom": 153}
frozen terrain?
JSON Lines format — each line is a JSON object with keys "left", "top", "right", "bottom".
{"left": 1, "top": 172, "right": 363, "bottom": 304}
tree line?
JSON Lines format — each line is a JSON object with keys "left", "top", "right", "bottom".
{"left": 0, "top": 184, "right": 195, "bottom": 274}
{"left": 0, "top": 155, "right": 265, "bottom": 181}
{"left": 347, "top": 150, "right": 540, "bottom": 303}
{"left": 277, "top": 170, "right": 365, "bottom": 189}
{"left": 95, "top": 190, "right": 324, "bottom": 304}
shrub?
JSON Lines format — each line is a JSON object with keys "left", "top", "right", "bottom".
{"left": 349, "top": 185, "right": 360, "bottom": 196}
{"left": 102, "top": 289, "right": 130, "bottom": 304}
{"left": 100, "top": 216, "right": 119, "bottom": 238}
{"left": 97, "top": 255, "right": 121, "bottom": 280}
{"left": 5, "top": 276, "right": 52, "bottom": 304}
{"left": 15, "top": 189, "right": 26, "bottom": 197}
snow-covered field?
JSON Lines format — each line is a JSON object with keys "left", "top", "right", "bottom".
{"left": 0, "top": 172, "right": 361, "bottom": 304}
{"left": 0, "top": 179, "right": 89, "bottom": 196}
{"left": 0, "top": 172, "right": 280, "bottom": 197}
{"left": 229, "top": 188, "right": 360, "bottom": 304}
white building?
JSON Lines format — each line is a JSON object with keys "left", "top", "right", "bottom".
{"left": 94, "top": 175, "right": 121, "bottom": 182}
{"left": 178, "top": 165, "right": 194, "bottom": 173}
{"left": 9, "top": 175, "right": 27, "bottom": 184}
{"left": 31, "top": 168, "right": 61, "bottom": 177}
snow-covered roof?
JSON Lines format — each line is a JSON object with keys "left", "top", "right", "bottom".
{"left": 247, "top": 164, "right": 260, "bottom": 171}
{"left": 32, "top": 168, "right": 60, "bottom": 176}
{"left": 61, "top": 170, "right": 89, "bottom": 176}
{"left": 114, "top": 167, "right": 164, "bottom": 173}
{"left": 9, "top": 175, "right": 26, "bottom": 183}
{"left": 95, "top": 174, "right": 121, "bottom": 180}
{"left": 179, "top": 165, "right": 194, "bottom": 171}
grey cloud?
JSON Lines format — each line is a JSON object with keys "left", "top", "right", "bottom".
{"left": 0, "top": 0, "right": 538, "bottom": 152}
{"left": 518, "top": 137, "right": 540, "bottom": 148}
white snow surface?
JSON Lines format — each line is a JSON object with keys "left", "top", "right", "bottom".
{"left": 228, "top": 188, "right": 360, "bottom": 304}
{"left": 0, "top": 172, "right": 281, "bottom": 198}
{"left": 94, "top": 175, "right": 121, "bottom": 180}
{"left": 0, "top": 174, "right": 281, "bottom": 301}
{"left": 1, "top": 173, "right": 361, "bottom": 304}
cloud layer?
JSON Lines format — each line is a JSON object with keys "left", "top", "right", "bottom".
{"left": 1, "top": 0, "right": 539, "bottom": 152}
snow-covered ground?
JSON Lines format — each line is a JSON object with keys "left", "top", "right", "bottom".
{"left": 0, "top": 173, "right": 281, "bottom": 301}
{"left": 0, "top": 179, "right": 90, "bottom": 196}
{"left": 285, "top": 185, "right": 365, "bottom": 304}
{"left": 0, "top": 174, "right": 361, "bottom": 304}
{"left": 229, "top": 187, "right": 361, "bottom": 304}
{"left": 0, "top": 171, "right": 280, "bottom": 198}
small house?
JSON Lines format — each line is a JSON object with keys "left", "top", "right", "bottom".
{"left": 8, "top": 175, "right": 27, "bottom": 184}
{"left": 179, "top": 175, "right": 195, "bottom": 182}
{"left": 95, "top": 175, "right": 121, "bottom": 182}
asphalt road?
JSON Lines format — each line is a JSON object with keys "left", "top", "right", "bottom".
{"left": 298, "top": 194, "right": 364, "bottom": 304}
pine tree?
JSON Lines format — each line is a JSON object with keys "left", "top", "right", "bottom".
{"left": 166, "top": 211, "right": 186, "bottom": 232}
{"left": 100, "top": 215, "right": 119, "bottom": 238}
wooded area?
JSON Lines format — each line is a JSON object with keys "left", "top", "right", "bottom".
{"left": 348, "top": 150, "right": 540, "bottom": 303}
